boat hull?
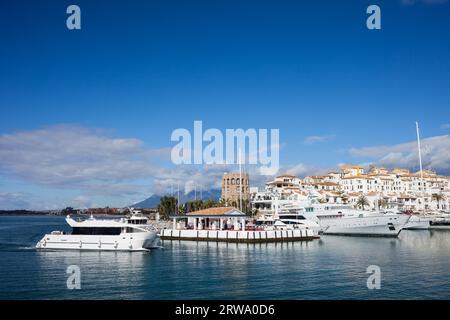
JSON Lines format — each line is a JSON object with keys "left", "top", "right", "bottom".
{"left": 320, "top": 215, "right": 410, "bottom": 237}
{"left": 36, "top": 231, "right": 159, "bottom": 251}
{"left": 403, "top": 216, "right": 431, "bottom": 230}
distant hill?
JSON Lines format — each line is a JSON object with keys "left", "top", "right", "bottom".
{"left": 131, "top": 189, "right": 222, "bottom": 209}
{"left": 0, "top": 210, "right": 53, "bottom": 215}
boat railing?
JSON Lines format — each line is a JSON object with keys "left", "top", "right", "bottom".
{"left": 139, "top": 224, "right": 159, "bottom": 232}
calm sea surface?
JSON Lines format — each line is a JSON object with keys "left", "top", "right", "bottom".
{"left": 0, "top": 215, "right": 449, "bottom": 300}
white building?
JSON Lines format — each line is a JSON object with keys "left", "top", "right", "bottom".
{"left": 251, "top": 165, "right": 450, "bottom": 213}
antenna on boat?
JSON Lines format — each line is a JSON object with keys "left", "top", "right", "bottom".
{"left": 416, "top": 121, "right": 426, "bottom": 214}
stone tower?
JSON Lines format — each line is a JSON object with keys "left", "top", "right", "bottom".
{"left": 221, "top": 172, "right": 250, "bottom": 207}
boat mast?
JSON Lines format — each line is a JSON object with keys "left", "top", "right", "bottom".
{"left": 224, "top": 172, "right": 228, "bottom": 207}
{"left": 177, "top": 182, "right": 180, "bottom": 214}
{"left": 416, "top": 121, "right": 426, "bottom": 214}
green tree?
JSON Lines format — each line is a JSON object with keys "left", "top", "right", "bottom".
{"left": 158, "top": 196, "right": 178, "bottom": 220}
{"left": 178, "top": 204, "right": 186, "bottom": 215}
{"left": 377, "top": 198, "right": 388, "bottom": 209}
{"left": 356, "top": 196, "right": 370, "bottom": 210}
{"left": 337, "top": 191, "right": 349, "bottom": 204}
{"left": 203, "top": 199, "right": 217, "bottom": 210}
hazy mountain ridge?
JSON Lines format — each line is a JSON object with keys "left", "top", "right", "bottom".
{"left": 131, "top": 189, "right": 222, "bottom": 208}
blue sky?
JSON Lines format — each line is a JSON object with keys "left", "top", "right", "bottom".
{"left": 1, "top": 0, "right": 450, "bottom": 209}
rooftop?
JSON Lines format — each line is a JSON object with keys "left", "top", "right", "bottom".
{"left": 186, "top": 207, "right": 246, "bottom": 217}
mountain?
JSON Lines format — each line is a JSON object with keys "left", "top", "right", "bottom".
{"left": 131, "top": 195, "right": 162, "bottom": 209}
{"left": 131, "top": 189, "right": 222, "bottom": 209}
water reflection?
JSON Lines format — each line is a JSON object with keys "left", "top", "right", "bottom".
{"left": 1, "top": 215, "right": 449, "bottom": 300}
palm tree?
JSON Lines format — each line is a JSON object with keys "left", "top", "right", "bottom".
{"left": 356, "top": 196, "right": 370, "bottom": 210}
{"left": 158, "top": 196, "right": 178, "bottom": 220}
{"left": 178, "top": 204, "right": 186, "bottom": 215}
{"left": 377, "top": 198, "right": 389, "bottom": 209}
{"left": 432, "top": 193, "right": 445, "bottom": 210}
{"left": 337, "top": 191, "right": 349, "bottom": 204}
{"left": 203, "top": 199, "right": 216, "bottom": 210}
{"left": 242, "top": 199, "right": 252, "bottom": 215}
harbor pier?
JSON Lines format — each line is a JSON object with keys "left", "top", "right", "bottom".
{"left": 160, "top": 228, "right": 317, "bottom": 243}
{"left": 162, "top": 207, "right": 318, "bottom": 243}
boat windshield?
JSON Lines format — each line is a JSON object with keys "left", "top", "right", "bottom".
{"left": 127, "top": 219, "right": 148, "bottom": 225}
{"left": 278, "top": 214, "right": 306, "bottom": 220}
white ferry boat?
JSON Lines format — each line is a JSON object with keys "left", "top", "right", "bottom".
{"left": 36, "top": 210, "right": 159, "bottom": 251}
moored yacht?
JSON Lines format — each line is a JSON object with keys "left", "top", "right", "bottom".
{"left": 301, "top": 203, "right": 411, "bottom": 237}
{"left": 429, "top": 213, "right": 450, "bottom": 230}
{"left": 403, "top": 214, "right": 431, "bottom": 230}
{"left": 36, "top": 209, "right": 159, "bottom": 251}
{"left": 256, "top": 211, "right": 321, "bottom": 235}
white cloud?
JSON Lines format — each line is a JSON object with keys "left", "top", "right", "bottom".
{"left": 441, "top": 123, "right": 450, "bottom": 130}
{"left": 151, "top": 164, "right": 228, "bottom": 195}
{"left": 304, "top": 135, "right": 335, "bottom": 145}
{"left": 0, "top": 192, "right": 67, "bottom": 210}
{"left": 0, "top": 192, "right": 32, "bottom": 210}
{"left": 284, "top": 163, "right": 329, "bottom": 177}
{"left": 0, "top": 125, "right": 169, "bottom": 197}
{"left": 148, "top": 162, "right": 326, "bottom": 195}
{"left": 349, "top": 135, "right": 450, "bottom": 174}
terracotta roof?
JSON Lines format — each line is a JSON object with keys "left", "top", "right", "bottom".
{"left": 343, "top": 176, "right": 368, "bottom": 180}
{"left": 187, "top": 207, "right": 244, "bottom": 216}
{"left": 303, "top": 182, "right": 340, "bottom": 186}
{"left": 276, "top": 175, "right": 297, "bottom": 179}
{"left": 341, "top": 165, "right": 364, "bottom": 169}
{"left": 266, "top": 180, "right": 294, "bottom": 185}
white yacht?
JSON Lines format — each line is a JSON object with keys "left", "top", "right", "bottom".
{"left": 403, "top": 212, "right": 450, "bottom": 230}
{"left": 36, "top": 210, "right": 159, "bottom": 251}
{"left": 429, "top": 213, "right": 450, "bottom": 230}
{"left": 256, "top": 211, "right": 321, "bottom": 235}
{"left": 301, "top": 203, "right": 411, "bottom": 237}
{"left": 403, "top": 215, "right": 431, "bottom": 230}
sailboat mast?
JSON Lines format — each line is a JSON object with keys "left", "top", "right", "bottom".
{"left": 177, "top": 183, "right": 180, "bottom": 214}
{"left": 416, "top": 121, "right": 426, "bottom": 213}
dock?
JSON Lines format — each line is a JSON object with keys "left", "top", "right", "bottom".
{"left": 160, "top": 229, "right": 318, "bottom": 243}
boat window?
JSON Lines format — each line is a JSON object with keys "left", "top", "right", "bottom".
{"left": 126, "top": 227, "right": 145, "bottom": 233}
{"left": 72, "top": 227, "right": 122, "bottom": 235}
{"left": 128, "top": 219, "right": 147, "bottom": 225}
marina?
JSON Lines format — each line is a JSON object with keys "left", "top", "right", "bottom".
{"left": 162, "top": 207, "right": 318, "bottom": 243}
{"left": 1, "top": 215, "right": 450, "bottom": 300}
